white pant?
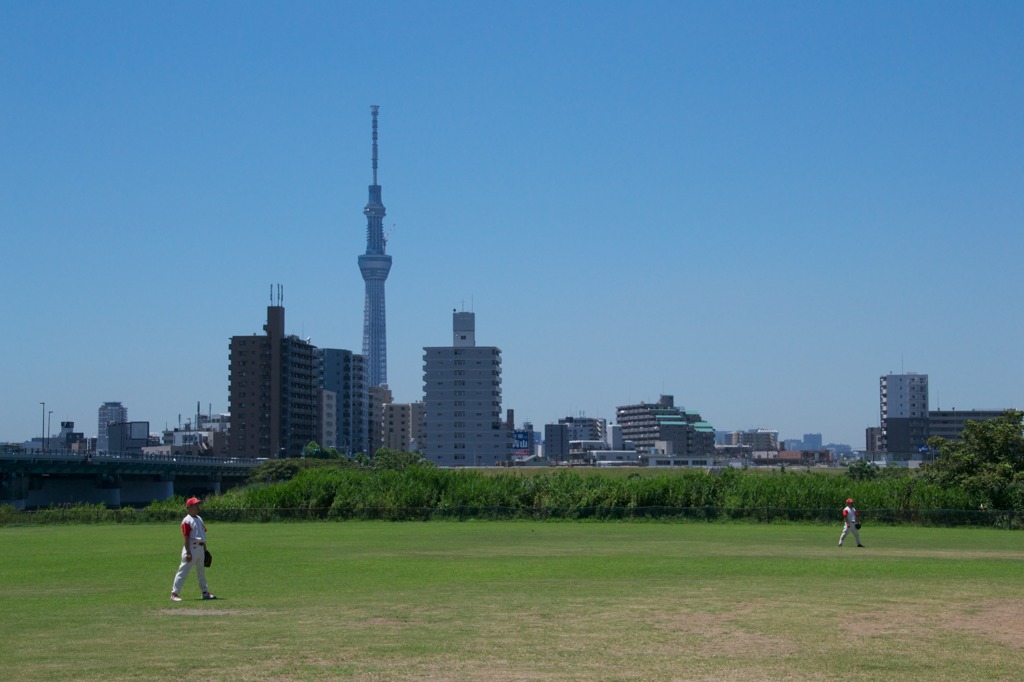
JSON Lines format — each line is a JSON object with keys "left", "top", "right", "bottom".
{"left": 838, "top": 522, "right": 861, "bottom": 546}
{"left": 171, "top": 544, "right": 208, "bottom": 595}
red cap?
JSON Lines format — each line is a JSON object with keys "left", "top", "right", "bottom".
{"left": 846, "top": 498, "right": 854, "bottom": 504}
{"left": 186, "top": 497, "right": 202, "bottom": 507}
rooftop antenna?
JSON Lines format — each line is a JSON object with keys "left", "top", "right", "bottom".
{"left": 270, "top": 283, "right": 284, "bottom": 306}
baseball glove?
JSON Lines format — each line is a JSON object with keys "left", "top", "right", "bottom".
{"left": 204, "top": 548, "right": 213, "bottom": 568}
{"left": 855, "top": 523, "right": 861, "bottom": 530}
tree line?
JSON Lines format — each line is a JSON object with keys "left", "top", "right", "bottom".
{"left": 134, "top": 412, "right": 1022, "bottom": 527}
{"left": 6, "top": 412, "right": 1020, "bottom": 527}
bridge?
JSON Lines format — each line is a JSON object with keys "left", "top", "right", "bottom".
{"left": 0, "top": 449, "right": 262, "bottom": 509}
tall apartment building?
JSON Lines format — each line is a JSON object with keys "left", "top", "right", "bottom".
{"left": 321, "top": 390, "right": 337, "bottom": 449}
{"left": 229, "top": 301, "right": 322, "bottom": 458}
{"left": 880, "top": 372, "right": 929, "bottom": 457}
{"left": 616, "top": 395, "right": 715, "bottom": 457}
{"left": 368, "top": 385, "right": 393, "bottom": 455}
{"left": 97, "top": 402, "right": 127, "bottom": 452}
{"left": 544, "top": 423, "right": 570, "bottom": 461}
{"left": 382, "top": 401, "right": 426, "bottom": 452}
{"left": 320, "top": 348, "right": 368, "bottom": 455}
{"left": 423, "top": 311, "right": 510, "bottom": 466}
{"left": 560, "top": 416, "right": 607, "bottom": 442}
{"left": 411, "top": 402, "right": 426, "bottom": 453}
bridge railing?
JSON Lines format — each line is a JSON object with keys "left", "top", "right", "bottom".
{"left": 0, "top": 448, "right": 261, "bottom": 469}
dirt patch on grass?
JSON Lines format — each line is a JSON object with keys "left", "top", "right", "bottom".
{"left": 361, "top": 616, "right": 422, "bottom": 626}
{"left": 841, "top": 599, "right": 1024, "bottom": 650}
{"left": 155, "top": 608, "right": 243, "bottom": 616}
{"left": 944, "top": 599, "right": 1024, "bottom": 649}
{"left": 648, "top": 604, "right": 798, "bottom": 657}
{"left": 893, "top": 550, "right": 1024, "bottom": 561}
{"left": 840, "top": 606, "right": 926, "bottom": 643}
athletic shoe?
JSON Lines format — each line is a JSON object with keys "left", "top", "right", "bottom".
{"left": 202, "top": 593, "right": 217, "bottom": 600}
{"left": 170, "top": 594, "right": 182, "bottom": 602}
{"left": 857, "top": 544, "right": 865, "bottom": 547}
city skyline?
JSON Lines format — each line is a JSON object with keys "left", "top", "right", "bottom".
{"left": 3, "top": 3, "right": 1023, "bottom": 447}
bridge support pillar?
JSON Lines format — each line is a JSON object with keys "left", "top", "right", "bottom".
{"left": 120, "top": 479, "right": 175, "bottom": 505}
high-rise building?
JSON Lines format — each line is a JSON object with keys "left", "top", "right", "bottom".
{"left": 411, "top": 402, "right": 427, "bottom": 453}
{"left": 320, "top": 348, "right": 368, "bottom": 455}
{"left": 879, "top": 372, "right": 929, "bottom": 457}
{"left": 228, "top": 296, "right": 322, "bottom": 458}
{"left": 559, "top": 416, "right": 607, "bottom": 442}
{"left": 97, "top": 402, "right": 127, "bottom": 453}
{"left": 423, "top": 311, "right": 511, "bottom": 466}
{"left": 382, "top": 401, "right": 425, "bottom": 453}
{"left": 358, "top": 105, "right": 392, "bottom": 388}
{"left": 368, "top": 385, "right": 393, "bottom": 455}
{"left": 616, "top": 395, "right": 715, "bottom": 457}
{"left": 320, "top": 389, "right": 337, "bottom": 449}
{"left": 544, "top": 423, "right": 570, "bottom": 462}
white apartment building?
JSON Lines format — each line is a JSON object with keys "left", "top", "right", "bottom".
{"left": 423, "top": 311, "right": 511, "bottom": 466}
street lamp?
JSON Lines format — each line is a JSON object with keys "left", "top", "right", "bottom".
{"left": 47, "top": 410, "right": 53, "bottom": 454}
{"left": 40, "top": 402, "right": 45, "bottom": 454}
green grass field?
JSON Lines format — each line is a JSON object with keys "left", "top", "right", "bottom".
{"left": 1, "top": 521, "right": 1022, "bottom": 681}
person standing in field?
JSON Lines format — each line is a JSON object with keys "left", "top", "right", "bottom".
{"left": 838, "top": 497, "right": 864, "bottom": 547}
{"left": 170, "top": 496, "right": 216, "bottom": 601}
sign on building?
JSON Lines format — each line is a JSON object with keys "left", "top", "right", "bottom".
{"left": 513, "top": 430, "right": 531, "bottom": 457}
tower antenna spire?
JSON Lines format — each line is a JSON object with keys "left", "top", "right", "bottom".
{"left": 371, "top": 105, "right": 379, "bottom": 186}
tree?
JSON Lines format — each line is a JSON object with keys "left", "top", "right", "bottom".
{"left": 921, "top": 410, "right": 1024, "bottom": 509}
{"left": 301, "top": 441, "right": 343, "bottom": 460}
{"left": 247, "top": 458, "right": 306, "bottom": 484}
{"left": 846, "top": 459, "right": 880, "bottom": 481}
{"left": 371, "top": 448, "right": 432, "bottom": 471}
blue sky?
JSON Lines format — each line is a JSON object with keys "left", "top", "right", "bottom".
{"left": 2, "top": 1, "right": 1022, "bottom": 447}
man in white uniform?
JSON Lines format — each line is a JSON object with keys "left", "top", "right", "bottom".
{"left": 838, "top": 497, "right": 864, "bottom": 547}
{"left": 170, "top": 496, "right": 217, "bottom": 601}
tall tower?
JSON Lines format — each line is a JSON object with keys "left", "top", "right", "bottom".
{"left": 358, "top": 105, "right": 392, "bottom": 387}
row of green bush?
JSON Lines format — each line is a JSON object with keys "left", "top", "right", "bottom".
{"left": 5, "top": 465, "right": 1019, "bottom": 528}
{"left": 136, "top": 465, "right": 1011, "bottom": 526}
